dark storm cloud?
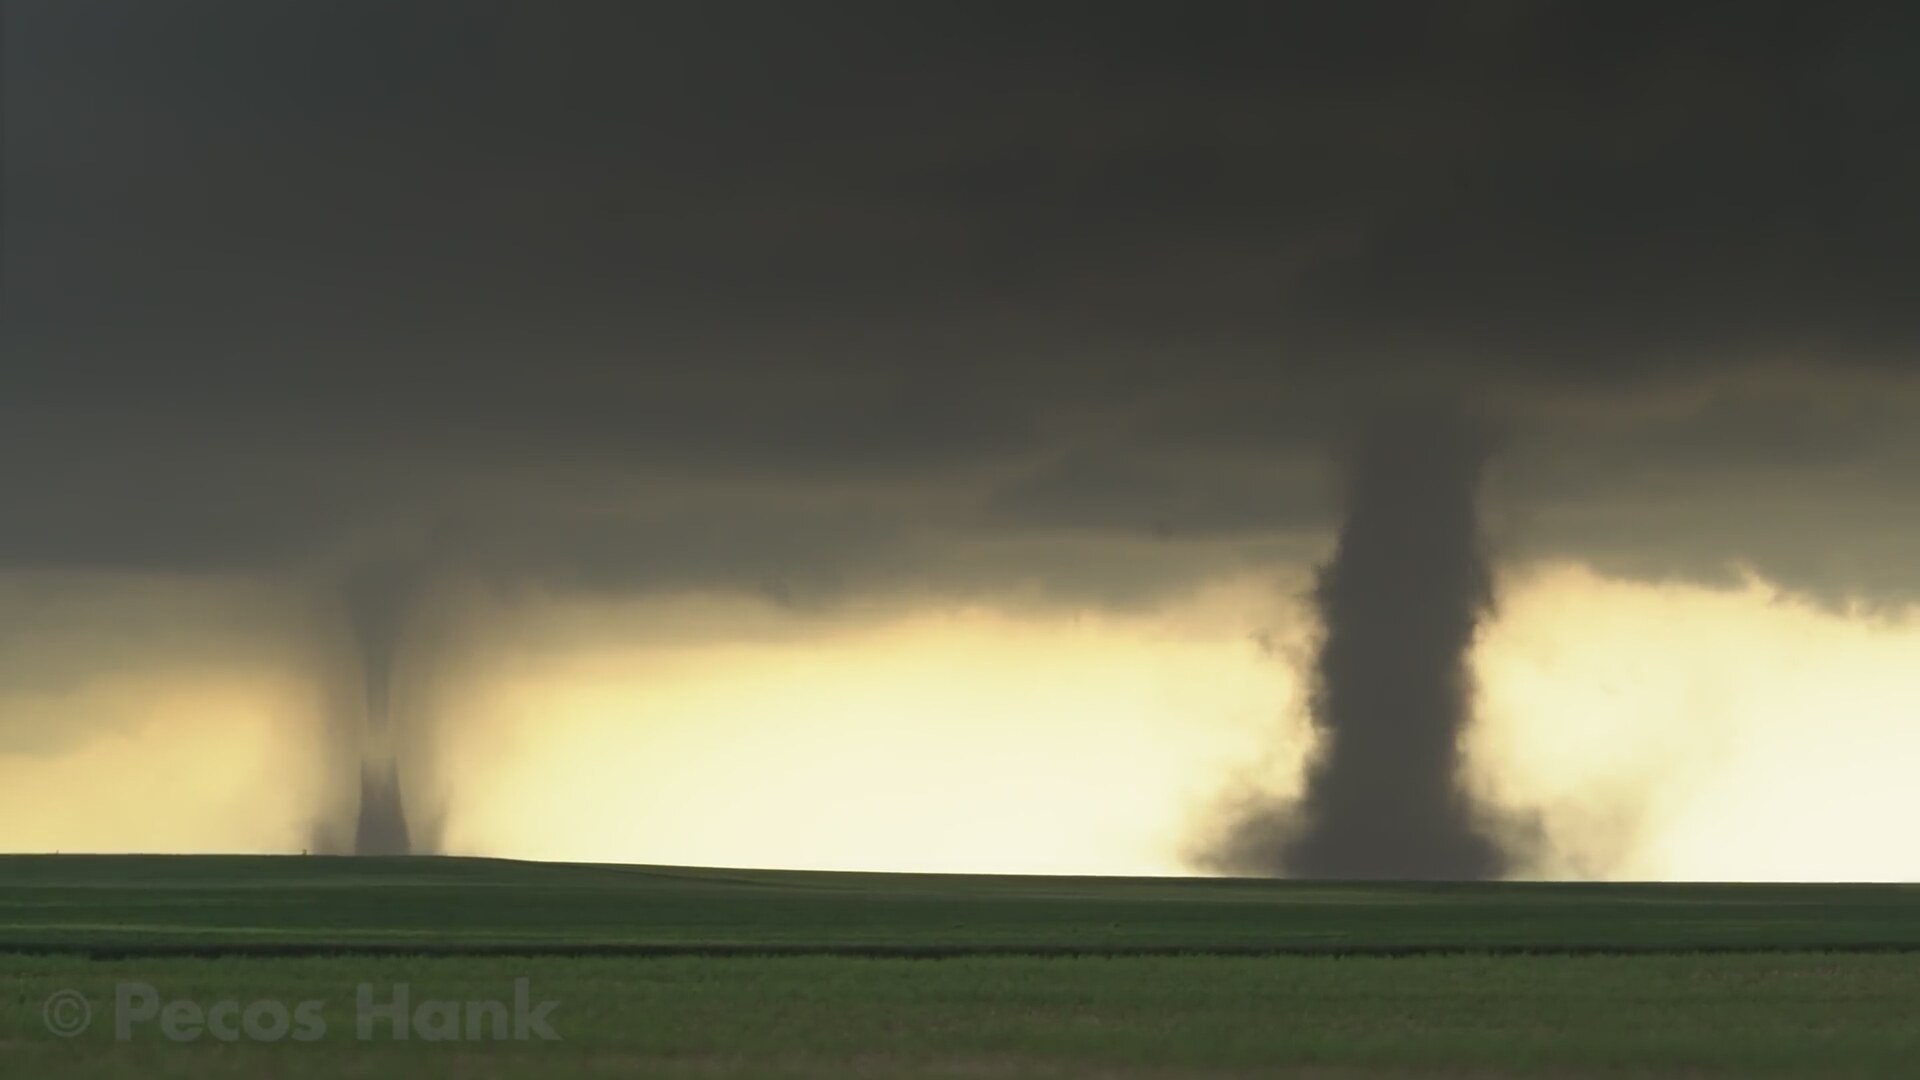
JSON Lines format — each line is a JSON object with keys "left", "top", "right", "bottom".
{"left": 983, "top": 448, "right": 1321, "bottom": 537}
{"left": 3, "top": 0, "right": 1919, "bottom": 601}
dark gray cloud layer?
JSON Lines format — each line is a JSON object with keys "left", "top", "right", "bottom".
{"left": 5, "top": 1, "right": 1920, "bottom": 603}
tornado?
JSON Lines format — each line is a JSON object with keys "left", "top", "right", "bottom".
{"left": 340, "top": 558, "right": 426, "bottom": 856}
{"left": 1208, "top": 410, "right": 1512, "bottom": 879}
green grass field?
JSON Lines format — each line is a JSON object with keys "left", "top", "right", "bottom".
{"left": 4, "top": 855, "right": 1919, "bottom": 1077}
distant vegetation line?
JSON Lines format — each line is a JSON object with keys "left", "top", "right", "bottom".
{"left": 10, "top": 941, "right": 1920, "bottom": 960}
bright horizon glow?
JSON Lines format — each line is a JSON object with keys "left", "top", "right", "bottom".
{"left": 434, "top": 583, "right": 1299, "bottom": 876}
{"left": 3, "top": 562, "right": 1919, "bottom": 880}
{"left": 0, "top": 670, "right": 327, "bottom": 854}
{"left": 1475, "top": 562, "right": 1920, "bottom": 882}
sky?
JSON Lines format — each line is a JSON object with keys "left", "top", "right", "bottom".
{"left": 3, "top": 2, "right": 1919, "bottom": 879}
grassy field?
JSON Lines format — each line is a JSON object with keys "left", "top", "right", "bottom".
{"left": 5, "top": 854, "right": 1919, "bottom": 953}
{"left": 4, "top": 855, "right": 1919, "bottom": 1077}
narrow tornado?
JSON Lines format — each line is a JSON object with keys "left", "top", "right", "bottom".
{"left": 342, "top": 560, "right": 422, "bottom": 856}
{"left": 1209, "top": 410, "right": 1512, "bottom": 879}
